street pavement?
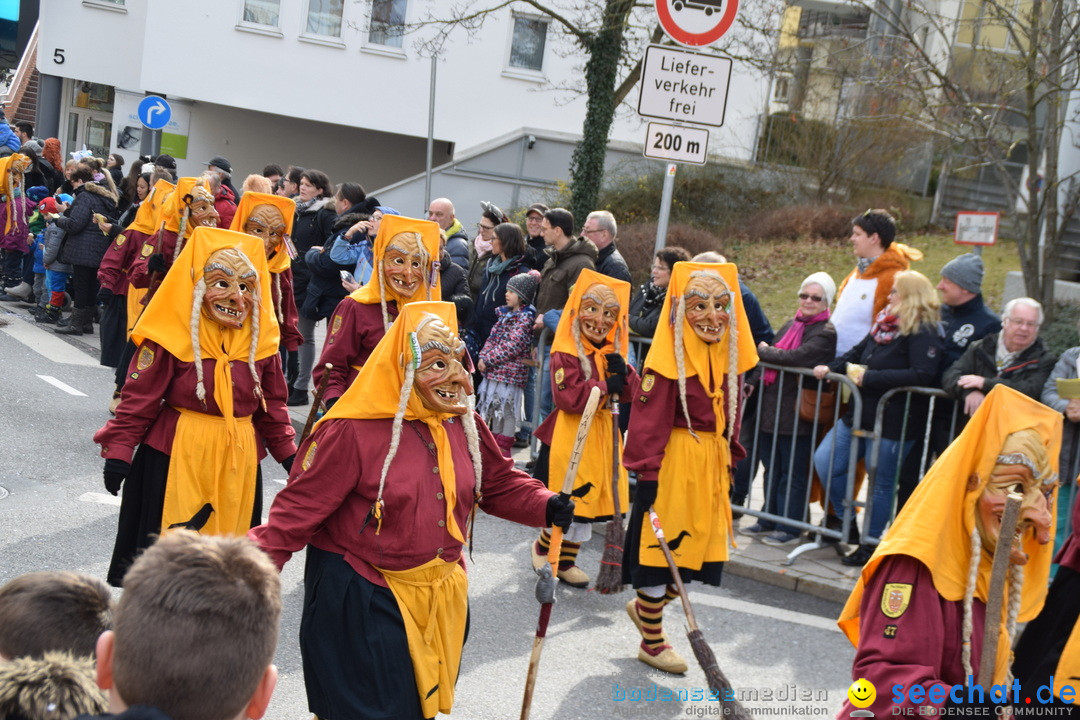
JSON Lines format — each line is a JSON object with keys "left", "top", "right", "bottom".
{"left": 0, "top": 304, "right": 857, "bottom": 719}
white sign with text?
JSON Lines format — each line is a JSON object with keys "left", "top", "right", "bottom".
{"left": 638, "top": 44, "right": 732, "bottom": 127}
{"left": 643, "top": 122, "right": 709, "bottom": 164}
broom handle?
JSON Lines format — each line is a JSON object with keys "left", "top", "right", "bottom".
{"left": 648, "top": 507, "right": 701, "bottom": 632}
{"left": 611, "top": 396, "right": 622, "bottom": 519}
{"left": 976, "top": 492, "right": 1023, "bottom": 688}
{"left": 300, "top": 363, "right": 333, "bottom": 442}
{"left": 547, "top": 386, "right": 602, "bottom": 571}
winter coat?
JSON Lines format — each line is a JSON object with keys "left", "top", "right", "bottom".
{"left": 740, "top": 281, "right": 775, "bottom": 345}
{"left": 443, "top": 219, "right": 470, "bottom": 269}
{"left": 827, "top": 322, "right": 943, "bottom": 440}
{"left": 290, "top": 197, "right": 337, "bottom": 301}
{"left": 942, "top": 332, "right": 1056, "bottom": 405}
{"left": 301, "top": 212, "right": 361, "bottom": 321}
{"left": 440, "top": 249, "right": 469, "bottom": 299}
{"left": 479, "top": 304, "right": 537, "bottom": 387}
{"left": 752, "top": 318, "right": 837, "bottom": 435}
{"left": 628, "top": 283, "right": 665, "bottom": 338}
{"left": 42, "top": 220, "right": 73, "bottom": 274}
{"left": 595, "top": 243, "right": 632, "bottom": 284}
{"left": 940, "top": 294, "right": 1002, "bottom": 370}
{"left": 57, "top": 182, "right": 119, "bottom": 268}
{"left": 1042, "top": 346, "right": 1080, "bottom": 482}
{"left": 0, "top": 651, "right": 107, "bottom": 720}
{"left": 535, "top": 237, "right": 598, "bottom": 314}
{"left": 473, "top": 253, "right": 528, "bottom": 345}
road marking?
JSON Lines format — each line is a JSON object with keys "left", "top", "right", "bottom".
{"left": 2, "top": 317, "right": 98, "bottom": 366}
{"left": 37, "top": 374, "right": 89, "bottom": 396}
{"left": 79, "top": 492, "right": 122, "bottom": 507}
{"left": 694, "top": 593, "right": 842, "bottom": 633}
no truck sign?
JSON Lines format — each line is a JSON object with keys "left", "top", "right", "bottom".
{"left": 655, "top": 0, "right": 740, "bottom": 48}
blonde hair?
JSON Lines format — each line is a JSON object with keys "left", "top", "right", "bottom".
{"left": 892, "top": 270, "right": 940, "bottom": 336}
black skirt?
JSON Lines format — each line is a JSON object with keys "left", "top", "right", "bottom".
{"left": 621, "top": 490, "right": 724, "bottom": 589}
{"left": 1012, "top": 565, "right": 1080, "bottom": 707}
{"left": 299, "top": 546, "right": 426, "bottom": 720}
{"left": 98, "top": 293, "right": 127, "bottom": 368}
{"left": 106, "top": 445, "right": 263, "bottom": 587}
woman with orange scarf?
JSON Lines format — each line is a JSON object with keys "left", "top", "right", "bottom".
{"left": 622, "top": 262, "right": 758, "bottom": 675}
{"left": 94, "top": 227, "right": 297, "bottom": 586}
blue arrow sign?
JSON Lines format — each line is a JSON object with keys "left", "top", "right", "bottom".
{"left": 137, "top": 96, "right": 172, "bottom": 130}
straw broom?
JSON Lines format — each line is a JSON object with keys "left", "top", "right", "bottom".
{"left": 595, "top": 395, "right": 624, "bottom": 594}
{"left": 648, "top": 507, "right": 752, "bottom": 719}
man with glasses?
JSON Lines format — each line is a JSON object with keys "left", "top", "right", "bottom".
{"left": 524, "top": 203, "right": 549, "bottom": 270}
{"left": 943, "top": 297, "right": 1056, "bottom": 419}
{"left": 831, "top": 209, "right": 924, "bottom": 357}
{"left": 582, "top": 210, "right": 631, "bottom": 284}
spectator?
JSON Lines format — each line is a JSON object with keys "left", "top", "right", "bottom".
{"left": 813, "top": 270, "right": 943, "bottom": 567}
{"left": 691, "top": 251, "right": 774, "bottom": 345}
{"left": 474, "top": 220, "right": 530, "bottom": 349}
{"left": 330, "top": 205, "right": 398, "bottom": 288}
{"left": 21, "top": 143, "right": 61, "bottom": 194}
{"left": 428, "top": 197, "right": 470, "bottom": 269}
{"left": 467, "top": 201, "right": 508, "bottom": 297}
{"left": 740, "top": 272, "right": 837, "bottom": 546}
{"left": 629, "top": 246, "right": 691, "bottom": 338}
{"left": 116, "top": 165, "right": 149, "bottom": 229}
{"left": 282, "top": 166, "right": 304, "bottom": 198}
{"left": 582, "top": 210, "right": 631, "bottom": 283}
{"left": 301, "top": 184, "right": 369, "bottom": 330}
{"left": 1040, "top": 332, "right": 1080, "bottom": 551}
{"left": 13, "top": 120, "right": 35, "bottom": 147}
{"left": 242, "top": 173, "right": 273, "bottom": 195}
{"left": 106, "top": 153, "right": 125, "bottom": 196}
{"left": 831, "top": 209, "right": 923, "bottom": 357}
{"left": 0, "top": 121, "right": 21, "bottom": 155}
{"left": 262, "top": 163, "right": 284, "bottom": 185}
{"left": 206, "top": 155, "right": 240, "bottom": 204}
{"left": 42, "top": 138, "right": 63, "bottom": 175}
{"left": 523, "top": 202, "right": 549, "bottom": 270}
{"left": 942, "top": 297, "right": 1055, "bottom": 418}
{"left": 439, "top": 229, "right": 470, "bottom": 300}
{"left": 88, "top": 531, "right": 281, "bottom": 720}
{"left": 204, "top": 170, "right": 237, "bottom": 230}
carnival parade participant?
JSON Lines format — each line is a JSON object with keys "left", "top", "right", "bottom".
{"left": 837, "top": 385, "right": 1059, "bottom": 716}
{"left": 312, "top": 214, "right": 441, "bottom": 407}
{"left": 229, "top": 191, "right": 302, "bottom": 354}
{"left": 94, "top": 227, "right": 297, "bottom": 587}
{"left": 250, "top": 301, "right": 571, "bottom": 720}
{"left": 531, "top": 268, "right": 636, "bottom": 588}
{"left": 622, "top": 262, "right": 759, "bottom": 674}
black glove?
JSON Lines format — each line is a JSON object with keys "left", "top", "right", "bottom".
{"left": 103, "top": 458, "right": 131, "bottom": 496}
{"left": 96, "top": 286, "right": 113, "bottom": 304}
{"left": 605, "top": 353, "right": 627, "bottom": 378}
{"left": 281, "top": 454, "right": 296, "bottom": 474}
{"left": 146, "top": 253, "right": 167, "bottom": 274}
{"left": 324, "top": 396, "right": 338, "bottom": 411}
{"left": 545, "top": 494, "right": 575, "bottom": 531}
{"left": 635, "top": 481, "right": 658, "bottom": 510}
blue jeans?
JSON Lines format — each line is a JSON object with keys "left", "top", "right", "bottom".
{"left": 539, "top": 350, "right": 553, "bottom": 421}
{"left": 759, "top": 432, "right": 813, "bottom": 534}
{"left": 518, "top": 365, "right": 537, "bottom": 438}
{"left": 814, "top": 421, "right": 913, "bottom": 542}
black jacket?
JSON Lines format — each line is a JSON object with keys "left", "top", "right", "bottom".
{"left": 595, "top": 242, "right": 632, "bottom": 284}
{"left": 290, "top": 197, "right": 337, "bottom": 300}
{"left": 942, "top": 333, "right": 1056, "bottom": 404}
{"left": 753, "top": 318, "right": 837, "bottom": 436}
{"left": 440, "top": 250, "right": 469, "bottom": 299}
{"left": 940, "top": 294, "right": 1002, "bottom": 370}
{"left": 301, "top": 212, "right": 361, "bottom": 321}
{"left": 628, "top": 283, "right": 665, "bottom": 338}
{"left": 57, "top": 182, "right": 119, "bottom": 268}
{"left": 828, "top": 323, "right": 943, "bottom": 440}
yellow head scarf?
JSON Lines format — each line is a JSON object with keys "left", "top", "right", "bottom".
{"left": 321, "top": 301, "right": 468, "bottom": 541}
{"left": 838, "top": 384, "right": 1061, "bottom": 684}
{"left": 229, "top": 192, "right": 296, "bottom": 274}
{"left": 350, "top": 214, "right": 442, "bottom": 307}
{"left": 550, "top": 267, "right": 630, "bottom": 361}
{"left": 127, "top": 178, "right": 175, "bottom": 236}
{"left": 160, "top": 177, "right": 210, "bottom": 235}
{"left": 0, "top": 154, "right": 29, "bottom": 234}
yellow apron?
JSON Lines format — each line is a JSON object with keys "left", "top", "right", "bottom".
{"left": 638, "top": 427, "right": 734, "bottom": 568}
{"left": 376, "top": 558, "right": 469, "bottom": 718}
{"left": 125, "top": 287, "right": 149, "bottom": 337}
{"left": 162, "top": 407, "right": 257, "bottom": 536}
{"left": 547, "top": 406, "right": 628, "bottom": 520}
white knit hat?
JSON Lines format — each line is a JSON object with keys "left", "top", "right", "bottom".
{"left": 800, "top": 271, "right": 837, "bottom": 307}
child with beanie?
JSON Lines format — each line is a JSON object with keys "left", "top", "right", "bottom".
{"left": 476, "top": 270, "right": 540, "bottom": 456}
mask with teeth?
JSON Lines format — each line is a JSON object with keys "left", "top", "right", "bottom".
{"left": 683, "top": 272, "right": 732, "bottom": 344}
{"left": 186, "top": 186, "right": 220, "bottom": 231}
{"left": 383, "top": 231, "right": 428, "bottom": 300}
{"left": 577, "top": 283, "right": 620, "bottom": 346}
{"left": 202, "top": 248, "right": 257, "bottom": 329}
{"left": 972, "top": 428, "right": 1056, "bottom": 566}
{"left": 243, "top": 204, "right": 288, "bottom": 256}
{"left": 413, "top": 316, "right": 472, "bottom": 415}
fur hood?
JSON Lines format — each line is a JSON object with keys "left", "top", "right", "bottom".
{"left": 79, "top": 181, "right": 119, "bottom": 205}
{"left": 296, "top": 196, "right": 335, "bottom": 215}
{"left": 0, "top": 651, "right": 107, "bottom": 720}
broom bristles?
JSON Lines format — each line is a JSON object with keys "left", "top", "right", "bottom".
{"left": 687, "top": 629, "right": 753, "bottom": 719}
{"left": 594, "top": 518, "right": 625, "bottom": 594}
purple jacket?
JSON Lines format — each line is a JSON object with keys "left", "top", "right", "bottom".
{"left": 479, "top": 304, "right": 536, "bottom": 388}
{"left": 0, "top": 195, "right": 31, "bottom": 253}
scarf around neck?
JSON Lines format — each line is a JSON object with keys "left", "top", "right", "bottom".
{"left": 870, "top": 307, "right": 900, "bottom": 344}
{"left": 763, "top": 309, "right": 830, "bottom": 385}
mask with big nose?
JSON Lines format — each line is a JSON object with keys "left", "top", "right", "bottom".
{"left": 242, "top": 204, "right": 288, "bottom": 257}
{"left": 972, "top": 428, "right": 1056, "bottom": 566}
{"left": 683, "top": 272, "right": 732, "bottom": 344}
{"left": 577, "top": 283, "right": 620, "bottom": 346}
{"left": 186, "top": 185, "right": 220, "bottom": 231}
{"left": 413, "top": 316, "right": 473, "bottom": 415}
{"left": 202, "top": 248, "right": 257, "bottom": 329}
{"left": 383, "top": 231, "right": 428, "bottom": 300}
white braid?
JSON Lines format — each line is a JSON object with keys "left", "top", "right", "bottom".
{"left": 673, "top": 294, "right": 697, "bottom": 440}
{"left": 374, "top": 355, "right": 416, "bottom": 520}
{"left": 191, "top": 279, "right": 208, "bottom": 407}
{"left": 462, "top": 396, "right": 483, "bottom": 499}
{"left": 378, "top": 264, "right": 391, "bottom": 331}
{"left": 726, "top": 310, "right": 738, "bottom": 443}
{"left": 174, "top": 209, "right": 189, "bottom": 262}
{"left": 272, "top": 273, "right": 284, "bottom": 325}
{"left": 962, "top": 525, "right": 982, "bottom": 682}
{"left": 570, "top": 311, "right": 593, "bottom": 380}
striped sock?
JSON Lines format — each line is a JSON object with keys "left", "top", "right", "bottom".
{"left": 558, "top": 540, "right": 582, "bottom": 571}
{"left": 664, "top": 585, "right": 679, "bottom": 606}
{"left": 635, "top": 590, "right": 668, "bottom": 648}
{"left": 537, "top": 529, "right": 552, "bottom": 557}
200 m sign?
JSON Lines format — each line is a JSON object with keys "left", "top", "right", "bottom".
{"left": 643, "top": 122, "right": 709, "bottom": 165}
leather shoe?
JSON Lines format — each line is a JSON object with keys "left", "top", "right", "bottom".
{"left": 286, "top": 388, "right": 309, "bottom": 406}
{"left": 637, "top": 642, "right": 688, "bottom": 674}
{"left": 841, "top": 543, "right": 876, "bottom": 567}
{"left": 556, "top": 565, "right": 590, "bottom": 588}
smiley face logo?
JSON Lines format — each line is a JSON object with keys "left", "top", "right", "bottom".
{"left": 848, "top": 678, "right": 876, "bottom": 709}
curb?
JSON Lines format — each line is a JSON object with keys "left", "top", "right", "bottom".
{"left": 725, "top": 553, "right": 856, "bottom": 605}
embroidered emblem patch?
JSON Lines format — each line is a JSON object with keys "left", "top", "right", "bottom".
{"left": 881, "top": 583, "right": 912, "bottom": 619}
{"left": 331, "top": 315, "right": 342, "bottom": 335}
{"left": 883, "top": 624, "right": 898, "bottom": 639}
{"left": 114, "top": 236, "right": 126, "bottom": 247}
{"left": 554, "top": 367, "right": 565, "bottom": 385}
{"left": 136, "top": 346, "right": 155, "bottom": 370}
{"left": 141, "top": 243, "right": 154, "bottom": 257}
{"left": 302, "top": 441, "right": 318, "bottom": 471}
{"left": 641, "top": 374, "right": 655, "bottom": 392}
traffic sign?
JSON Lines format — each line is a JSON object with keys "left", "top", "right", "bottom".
{"left": 637, "top": 44, "right": 732, "bottom": 127}
{"left": 137, "top": 95, "right": 172, "bottom": 130}
{"left": 643, "top": 122, "right": 709, "bottom": 165}
{"left": 954, "top": 211, "right": 999, "bottom": 246}
{"left": 655, "top": 0, "right": 739, "bottom": 48}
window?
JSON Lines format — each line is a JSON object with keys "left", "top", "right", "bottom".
{"left": 307, "top": 0, "right": 343, "bottom": 37}
{"left": 773, "top": 76, "right": 790, "bottom": 102}
{"left": 369, "top": 0, "right": 407, "bottom": 48}
{"left": 509, "top": 15, "right": 548, "bottom": 72}
{"left": 243, "top": 0, "right": 280, "bottom": 26}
